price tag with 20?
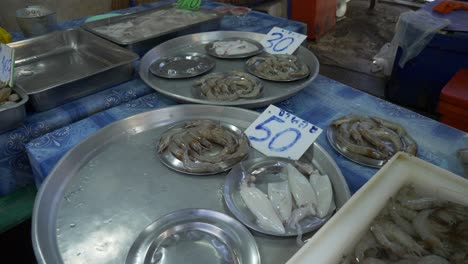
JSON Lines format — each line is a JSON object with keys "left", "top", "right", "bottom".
{"left": 260, "top": 26, "right": 307, "bottom": 55}
{"left": 245, "top": 105, "right": 322, "bottom": 160}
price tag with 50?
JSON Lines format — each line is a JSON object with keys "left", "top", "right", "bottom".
{"left": 260, "top": 27, "right": 307, "bottom": 55}
{"left": 0, "top": 44, "right": 14, "bottom": 87}
{"left": 245, "top": 105, "right": 322, "bottom": 160}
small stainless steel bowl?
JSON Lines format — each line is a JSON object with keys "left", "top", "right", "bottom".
{"left": 16, "top": 5, "right": 57, "bottom": 38}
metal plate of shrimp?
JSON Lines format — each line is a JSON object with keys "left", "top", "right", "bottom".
{"left": 139, "top": 31, "right": 320, "bottom": 109}
{"left": 158, "top": 119, "right": 250, "bottom": 175}
{"left": 327, "top": 115, "right": 418, "bottom": 168}
{"left": 205, "top": 37, "right": 264, "bottom": 59}
{"left": 192, "top": 71, "right": 263, "bottom": 101}
{"left": 245, "top": 54, "right": 310, "bottom": 82}
{"left": 149, "top": 52, "right": 215, "bottom": 79}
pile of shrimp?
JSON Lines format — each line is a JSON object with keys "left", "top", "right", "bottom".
{"left": 246, "top": 54, "right": 310, "bottom": 81}
{"left": 331, "top": 115, "right": 417, "bottom": 160}
{"left": 341, "top": 185, "right": 468, "bottom": 264}
{"left": 239, "top": 161, "right": 335, "bottom": 237}
{"left": 158, "top": 120, "right": 249, "bottom": 173}
{"left": 193, "top": 71, "right": 263, "bottom": 101}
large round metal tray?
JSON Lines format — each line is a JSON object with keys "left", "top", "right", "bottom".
{"left": 32, "top": 105, "right": 349, "bottom": 264}
{"left": 139, "top": 31, "right": 320, "bottom": 109}
{"left": 126, "top": 209, "right": 260, "bottom": 264}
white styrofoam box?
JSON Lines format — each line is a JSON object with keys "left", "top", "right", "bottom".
{"left": 287, "top": 152, "right": 468, "bottom": 264}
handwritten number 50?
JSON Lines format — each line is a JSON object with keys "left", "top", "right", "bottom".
{"left": 248, "top": 116, "right": 301, "bottom": 152}
{"left": 266, "top": 32, "right": 295, "bottom": 52}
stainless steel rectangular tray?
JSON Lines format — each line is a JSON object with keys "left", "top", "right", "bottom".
{"left": 9, "top": 29, "right": 139, "bottom": 112}
{"left": 81, "top": 4, "right": 223, "bottom": 55}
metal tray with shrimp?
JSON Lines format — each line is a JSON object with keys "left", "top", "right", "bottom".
{"left": 327, "top": 115, "right": 418, "bottom": 168}
{"left": 139, "top": 31, "right": 320, "bottom": 109}
{"left": 246, "top": 54, "right": 310, "bottom": 82}
{"left": 32, "top": 105, "right": 349, "bottom": 264}
{"left": 149, "top": 52, "right": 215, "bottom": 79}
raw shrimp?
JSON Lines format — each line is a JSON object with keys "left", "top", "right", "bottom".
{"left": 371, "top": 221, "right": 427, "bottom": 257}
{"left": 388, "top": 199, "right": 418, "bottom": 237}
{"left": 354, "top": 232, "right": 382, "bottom": 262}
{"left": 247, "top": 54, "right": 309, "bottom": 81}
{"left": 293, "top": 160, "right": 316, "bottom": 176}
{"left": 309, "top": 171, "right": 334, "bottom": 218}
{"left": 371, "top": 117, "right": 406, "bottom": 136}
{"left": 412, "top": 209, "right": 449, "bottom": 257}
{"left": 268, "top": 181, "right": 292, "bottom": 223}
{"left": 239, "top": 182, "right": 285, "bottom": 234}
{"left": 416, "top": 255, "right": 449, "bottom": 264}
{"left": 335, "top": 131, "right": 386, "bottom": 160}
{"left": 357, "top": 124, "right": 392, "bottom": 157}
{"left": 350, "top": 122, "right": 364, "bottom": 145}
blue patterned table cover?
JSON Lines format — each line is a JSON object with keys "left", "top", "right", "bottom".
{"left": 26, "top": 76, "right": 467, "bottom": 194}
{"left": 1, "top": 0, "right": 306, "bottom": 196}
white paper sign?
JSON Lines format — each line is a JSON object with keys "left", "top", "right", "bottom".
{"left": 245, "top": 105, "right": 322, "bottom": 160}
{"left": 0, "top": 44, "right": 14, "bottom": 87}
{"left": 260, "top": 27, "right": 307, "bottom": 55}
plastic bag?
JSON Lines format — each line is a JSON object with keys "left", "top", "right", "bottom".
{"left": 395, "top": 10, "right": 450, "bottom": 68}
{"left": 373, "top": 10, "right": 450, "bottom": 75}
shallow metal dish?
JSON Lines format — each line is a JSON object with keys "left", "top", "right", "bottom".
{"left": 158, "top": 120, "right": 248, "bottom": 175}
{"left": 225, "top": 156, "right": 347, "bottom": 237}
{"left": 192, "top": 71, "right": 263, "bottom": 101}
{"left": 82, "top": 4, "right": 222, "bottom": 55}
{"left": 326, "top": 117, "right": 417, "bottom": 168}
{"left": 149, "top": 52, "right": 215, "bottom": 79}
{"left": 139, "top": 31, "right": 320, "bottom": 108}
{"left": 0, "top": 88, "right": 29, "bottom": 133}
{"left": 126, "top": 209, "right": 260, "bottom": 264}
{"left": 245, "top": 55, "right": 310, "bottom": 82}
{"left": 9, "top": 28, "right": 139, "bottom": 111}
{"left": 33, "top": 105, "right": 348, "bottom": 264}
{"left": 205, "top": 37, "right": 264, "bottom": 59}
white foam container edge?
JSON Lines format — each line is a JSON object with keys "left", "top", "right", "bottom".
{"left": 287, "top": 151, "right": 468, "bottom": 264}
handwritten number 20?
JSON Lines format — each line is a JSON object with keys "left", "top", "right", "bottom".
{"left": 248, "top": 116, "right": 301, "bottom": 152}
{"left": 266, "top": 32, "right": 295, "bottom": 52}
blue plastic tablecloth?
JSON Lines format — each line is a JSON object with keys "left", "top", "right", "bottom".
{"left": 1, "top": 0, "right": 306, "bottom": 196}
{"left": 26, "top": 76, "right": 467, "bottom": 194}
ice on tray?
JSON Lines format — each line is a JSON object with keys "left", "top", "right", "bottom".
{"left": 94, "top": 8, "right": 217, "bottom": 43}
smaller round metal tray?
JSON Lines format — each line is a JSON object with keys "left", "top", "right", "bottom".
{"left": 157, "top": 119, "right": 249, "bottom": 175}
{"left": 205, "top": 37, "right": 264, "bottom": 59}
{"left": 149, "top": 52, "right": 215, "bottom": 79}
{"left": 224, "top": 157, "right": 335, "bottom": 237}
{"left": 326, "top": 115, "right": 417, "bottom": 168}
{"left": 126, "top": 209, "right": 260, "bottom": 264}
{"left": 192, "top": 71, "right": 263, "bottom": 102}
{"left": 245, "top": 54, "right": 310, "bottom": 82}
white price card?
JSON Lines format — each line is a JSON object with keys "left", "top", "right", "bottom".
{"left": 260, "top": 27, "right": 307, "bottom": 55}
{"left": 245, "top": 105, "right": 322, "bottom": 160}
{"left": 0, "top": 44, "right": 14, "bottom": 87}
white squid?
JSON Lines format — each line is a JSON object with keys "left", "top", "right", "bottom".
{"left": 287, "top": 164, "right": 318, "bottom": 210}
{"left": 268, "top": 181, "right": 293, "bottom": 223}
{"left": 239, "top": 182, "right": 285, "bottom": 234}
{"left": 309, "top": 171, "right": 334, "bottom": 218}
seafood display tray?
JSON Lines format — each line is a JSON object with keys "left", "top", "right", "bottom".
{"left": 288, "top": 152, "right": 468, "bottom": 264}
{"left": 0, "top": 88, "right": 28, "bottom": 133}
{"left": 9, "top": 29, "right": 139, "bottom": 111}
{"left": 32, "top": 105, "right": 349, "bottom": 264}
{"left": 139, "top": 31, "right": 320, "bottom": 109}
{"left": 82, "top": 4, "right": 222, "bottom": 55}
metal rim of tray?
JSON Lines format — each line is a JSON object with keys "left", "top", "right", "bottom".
{"left": 224, "top": 156, "right": 336, "bottom": 237}
{"left": 205, "top": 37, "right": 264, "bottom": 59}
{"left": 149, "top": 52, "right": 216, "bottom": 79}
{"left": 32, "top": 105, "right": 350, "bottom": 264}
{"left": 81, "top": 3, "right": 223, "bottom": 46}
{"left": 125, "top": 208, "right": 260, "bottom": 264}
{"left": 139, "top": 31, "right": 320, "bottom": 109}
